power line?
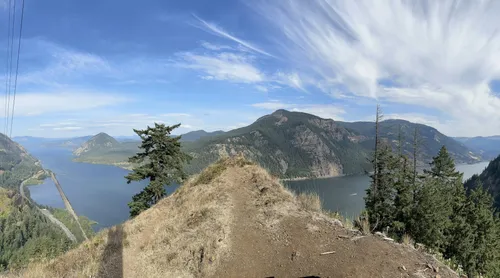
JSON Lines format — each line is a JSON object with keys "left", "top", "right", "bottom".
{"left": 3, "top": 0, "right": 13, "bottom": 135}
{"left": 6, "top": 0, "right": 17, "bottom": 137}
{"left": 9, "top": 0, "right": 25, "bottom": 138}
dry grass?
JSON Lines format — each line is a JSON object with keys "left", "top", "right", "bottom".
{"left": 402, "top": 233, "right": 414, "bottom": 246}
{"left": 193, "top": 155, "right": 254, "bottom": 186}
{"left": 296, "top": 192, "right": 322, "bottom": 212}
{"left": 353, "top": 212, "right": 371, "bottom": 235}
{"left": 6, "top": 157, "right": 455, "bottom": 278}
{"left": 10, "top": 158, "right": 239, "bottom": 278}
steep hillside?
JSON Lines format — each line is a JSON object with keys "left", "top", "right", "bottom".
{"left": 465, "top": 155, "right": 500, "bottom": 208}
{"left": 180, "top": 130, "right": 225, "bottom": 142}
{"left": 72, "top": 133, "right": 138, "bottom": 169}
{"left": 73, "top": 133, "right": 120, "bottom": 156}
{"left": 12, "top": 157, "right": 458, "bottom": 278}
{"left": 184, "top": 109, "right": 371, "bottom": 179}
{"left": 54, "top": 136, "right": 93, "bottom": 150}
{"left": 337, "top": 119, "right": 481, "bottom": 166}
{"left": 0, "top": 188, "right": 76, "bottom": 270}
{"left": 0, "top": 134, "right": 44, "bottom": 189}
{"left": 455, "top": 136, "right": 500, "bottom": 159}
{"left": 0, "top": 133, "right": 84, "bottom": 270}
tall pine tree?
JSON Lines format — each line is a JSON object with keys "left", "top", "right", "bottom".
{"left": 125, "top": 123, "right": 191, "bottom": 217}
{"left": 392, "top": 125, "right": 414, "bottom": 238}
{"left": 448, "top": 182, "right": 500, "bottom": 277}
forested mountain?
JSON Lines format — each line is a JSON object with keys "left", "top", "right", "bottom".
{"left": 72, "top": 133, "right": 139, "bottom": 169}
{"left": 73, "top": 133, "right": 120, "bottom": 156}
{"left": 454, "top": 136, "right": 500, "bottom": 159}
{"left": 0, "top": 134, "right": 44, "bottom": 189}
{"left": 0, "top": 133, "right": 76, "bottom": 270}
{"left": 13, "top": 135, "right": 93, "bottom": 151}
{"left": 183, "top": 111, "right": 480, "bottom": 178}
{"left": 70, "top": 110, "right": 482, "bottom": 179}
{"left": 337, "top": 119, "right": 481, "bottom": 166}
{"left": 179, "top": 130, "right": 225, "bottom": 142}
{"left": 184, "top": 110, "right": 373, "bottom": 178}
{"left": 465, "top": 154, "right": 500, "bottom": 208}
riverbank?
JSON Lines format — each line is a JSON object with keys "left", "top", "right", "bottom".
{"left": 71, "top": 158, "right": 134, "bottom": 171}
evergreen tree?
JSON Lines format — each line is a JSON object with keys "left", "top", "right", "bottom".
{"left": 442, "top": 177, "right": 470, "bottom": 263}
{"left": 393, "top": 154, "right": 414, "bottom": 238}
{"left": 391, "top": 125, "right": 414, "bottom": 238}
{"left": 410, "top": 176, "right": 449, "bottom": 251}
{"left": 365, "top": 143, "right": 398, "bottom": 232}
{"left": 424, "top": 145, "right": 461, "bottom": 181}
{"left": 125, "top": 123, "right": 191, "bottom": 217}
{"left": 458, "top": 183, "right": 500, "bottom": 277}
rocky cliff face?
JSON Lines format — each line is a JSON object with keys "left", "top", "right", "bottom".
{"left": 184, "top": 110, "right": 370, "bottom": 179}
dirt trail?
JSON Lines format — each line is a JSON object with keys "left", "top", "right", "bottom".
{"left": 212, "top": 166, "right": 458, "bottom": 278}
{"left": 12, "top": 159, "right": 460, "bottom": 278}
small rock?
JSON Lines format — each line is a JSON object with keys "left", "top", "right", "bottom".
{"left": 434, "top": 266, "right": 439, "bottom": 273}
{"left": 375, "top": 231, "right": 385, "bottom": 237}
{"left": 435, "top": 275, "right": 441, "bottom": 278}
{"left": 399, "top": 265, "right": 407, "bottom": 271}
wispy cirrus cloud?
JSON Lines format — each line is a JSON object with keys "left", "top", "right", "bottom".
{"left": 193, "top": 15, "right": 274, "bottom": 57}
{"left": 18, "top": 39, "right": 112, "bottom": 86}
{"left": 200, "top": 41, "right": 234, "bottom": 51}
{"left": 175, "top": 52, "right": 265, "bottom": 83}
{"left": 253, "top": 0, "right": 500, "bottom": 136}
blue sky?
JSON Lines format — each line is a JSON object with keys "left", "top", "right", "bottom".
{"left": 1, "top": 0, "right": 500, "bottom": 138}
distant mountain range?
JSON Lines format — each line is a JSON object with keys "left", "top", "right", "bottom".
{"left": 13, "top": 135, "right": 93, "bottom": 150}
{"left": 337, "top": 119, "right": 480, "bottom": 166}
{"left": 454, "top": 136, "right": 500, "bottom": 159}
{"left": 67, "top": 109, "right": 483, "bottom": 179}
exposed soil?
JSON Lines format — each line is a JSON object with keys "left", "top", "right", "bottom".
{"left": 11, "top": 158, "right": 459, "bottom": 278}
{"left": 211, "top": 164, "right": 458, "bottom": 278}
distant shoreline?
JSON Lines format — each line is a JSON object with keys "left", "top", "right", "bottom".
{"left": 71, "top": 158, "right": 134, "bottom": 171}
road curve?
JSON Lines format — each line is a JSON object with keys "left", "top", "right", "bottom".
{"left": 20, "top": 175, "right": 77, "bottom": 242}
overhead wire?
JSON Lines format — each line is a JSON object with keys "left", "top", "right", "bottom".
{"left": 9, "top": 0, "right": 25, "bottom": 138}
{"left": 5, "top": 0, "right": 19, "bottom": 138}
{"left": 3, "top": 0, "right": 13, "bottom": 135}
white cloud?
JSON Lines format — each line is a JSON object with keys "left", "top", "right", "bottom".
{"left": 19, "top": 40, "right": 111, "bottom": 86}
{"left": 274, "top": 71, "right": 308, "bottom": 92}
{"left": 160, "top": 113, "right": 191, "bottom": 117}
{"left": 194, "top": 15, "right": 274, "bottom": 57}
{"left": 53, "top": 126, "right": 83, "bottom": 131}
{"left": 0, "top": 91, "right": 130, "bottom": 117}
{"left": 200, "top": 41, "right": 233, "bottom": 51}
{"left": 176, "top": 52, "right": 264, "bottom": 83}
{"left": 252, "top": 102, "right": 346, "bottom": 120}
{"left": 255, "top": 0, "right": 500, "bottom": 136}
{"left": 255, "top": 85, "right": 268, "bottom": 92}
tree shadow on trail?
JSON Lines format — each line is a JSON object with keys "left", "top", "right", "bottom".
{"left": 97, "top": 224, "right": 125, "bottom": 278}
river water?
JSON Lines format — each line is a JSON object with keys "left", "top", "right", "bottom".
{"left": 25, "top": 147, "right": 178, "bottom": 231}
{"left": 284, "top": 161, "right": 490, "bottom": 219}
{"left": 23, "top": 144, "right": 490, "bottom": 231}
